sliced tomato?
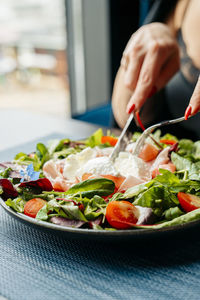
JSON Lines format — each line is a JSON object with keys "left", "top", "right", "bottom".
{"left": 139, "top": 143, "right": 159, "bottom": 162}
{"left": 101, "top": 136, "right": 118, "bottom": 147}
{"left": 106, "top": 200, "right": 139, "bottom": 229}
{"left": 24, "top": 198, "right": 47, "bottom": 218}
{"left": 151, "top": 162, "right": 176, "bottom": 178}
{"left": 178, "top": 192, "right": 200, "bottom": 212}
{"left": 160, "top": 139, "right": 177, "bottom": 145}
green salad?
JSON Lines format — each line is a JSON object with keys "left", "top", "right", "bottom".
{"left": 1, "top": 128, "right": 200, "bottom": 231}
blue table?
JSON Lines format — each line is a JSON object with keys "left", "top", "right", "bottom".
{"left": 1, "top": 109, "right": 200, "bottom": 300}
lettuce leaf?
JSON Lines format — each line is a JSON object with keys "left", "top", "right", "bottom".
{"left": 83, "top": 195, "right": 107, "bottom": 220}
{"left": 85, "top": 129, "right": 103, "bottom": 148}
{"left": 5, "top": 197, "right": 26, "bottom": 213}
{"left": 171, "top": 152, "right": 200, "bottom": 180}
{"left": 46, "top": 199, "right": 88, "bottom": 222}
{"left": 162, "top": 206, "right": 184, "bottom": 221}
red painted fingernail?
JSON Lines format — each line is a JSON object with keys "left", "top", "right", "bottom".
{"left": 184, "top": 105, "right": 192, "bottom": 120}
{"left": 148, "top": 86, "right": 157, "bottom": 98}
{"left": 136, "top": 111, "right": 145, "bottom": 131}
{"left": 127, "top": 103, "right": 135, "bottom": 114}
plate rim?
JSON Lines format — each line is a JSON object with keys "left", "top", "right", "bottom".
{"left": 1, "top": 197, "right": 200, "bottom": 238}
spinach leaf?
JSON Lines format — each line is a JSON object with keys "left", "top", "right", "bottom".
{"left": 123, "top": 183, "right": 148, "bottom": 199}
{"left": 133, "top": 185, "right": 177, "bottom": 217}
{"left": 65, "top": 178, "right": 115, "bottom": 198}
{"left": 36, "top": 143, "right": 50, "bottom": 167}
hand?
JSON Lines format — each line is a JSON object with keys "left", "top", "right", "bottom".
{"left": 120, "top": 23, "right": 180, "bottom": 114}
{"left": 185, "top": 76, "right": 200, "bottom": 119}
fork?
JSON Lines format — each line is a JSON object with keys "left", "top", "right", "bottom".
{"left": 132, "top": 115, "right": 186, "bottom": 156}
{"left": 109, "top": 114, "right": 134, "bottom": 162}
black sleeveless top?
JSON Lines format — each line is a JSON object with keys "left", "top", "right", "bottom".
{"left": 139, "top": 0, "right": 200, "bottom": 139}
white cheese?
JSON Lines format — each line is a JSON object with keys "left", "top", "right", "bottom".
{"left": 63, "top": 147, "right": 97, "bottom": 180}
{"left": 78, "top": 156, "right": 119, "bottom": 177}
{"left": 62, "top": 146, "right": 151, "bottom": 182}
{"left": 114, "top": 152, "right": 151, "bottom": 180}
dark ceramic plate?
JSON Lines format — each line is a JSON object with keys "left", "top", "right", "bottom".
{"left": 1, "top": 134, "right": 200, "bottom": 243}
{"left": 1, "top": 197, "right": 200, "bottom": 242}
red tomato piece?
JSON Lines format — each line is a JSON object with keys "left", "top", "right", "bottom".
{"left": 101, "top": 136, "right": 118, "bottom": 147}
{"left": 139, "top": 143, "right": 159, "bottom": 162}
{"left": 106, "top": 200, "right": 139, "bottom": 229}
{"left": 178, "top": 192, "right": 200, "bottom": 212}
{"left": 24, "top": 198, "right": 47, "bottom": 218}
{"left": 160, "top": 139, "right": 177, "bottom": 145}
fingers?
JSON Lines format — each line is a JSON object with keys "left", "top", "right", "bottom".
{"left": 126, "top": 41, "right": 177, "bottom": 114}
{"left": 124, "top": 58, "right": 143, "bottom": 91}
{"left": 156, "top": 49, "right": 180, "bottom": 90}
{"left": 185, "top": 75, "right": 200, "bottom": 119}
{"left": 120, "top": 46, "right": 144, "bottom": 91}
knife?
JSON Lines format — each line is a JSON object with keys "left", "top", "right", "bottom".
{"left": 109, "top": 113, "right": 134, "bottom": 162}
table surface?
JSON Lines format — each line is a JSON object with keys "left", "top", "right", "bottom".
{"left": 1, "top": 109, "right": 200, "bottom": 300}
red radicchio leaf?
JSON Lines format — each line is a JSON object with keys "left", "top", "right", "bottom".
{"left": 0, "top": 179, "right": 18, "bottom": 200}
{"left": 19, "top": 178, "right": 53, "bottom": 192}
{"left": 50, "top": 216, "right": 85, "bottom": 228}
{"left": 168, "top": 142, "right": 179, "bottom": 158}
{"left": 0, "top": 162, "right": 24, "bottom": 179}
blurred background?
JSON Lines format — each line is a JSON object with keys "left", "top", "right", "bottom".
{"left": 0, "top": 0, "right": 147, "bottom": 126}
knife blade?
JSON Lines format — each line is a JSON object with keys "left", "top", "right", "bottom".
{"left": 109, "top": 113, "right": 134, "bottom": 162}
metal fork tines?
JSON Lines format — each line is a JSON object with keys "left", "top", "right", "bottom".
{"left": 133, "top": 116, "right": 186, "bottom": 156}
{"left": 109, "top": 114, "right": 134, "bottom": 162}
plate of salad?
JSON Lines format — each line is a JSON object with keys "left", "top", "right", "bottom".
{"left": 1, "top": 128, "right": 200, "bottom": 241}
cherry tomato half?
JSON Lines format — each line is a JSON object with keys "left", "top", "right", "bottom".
{"left": 106, "top": 200, "right": 139, "bottom": 229}
{"left": 24, "top": 198, "right": 47, "bottom": 218}
{"left": 177, "top": 192, "right": 200, "bottom": 212}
